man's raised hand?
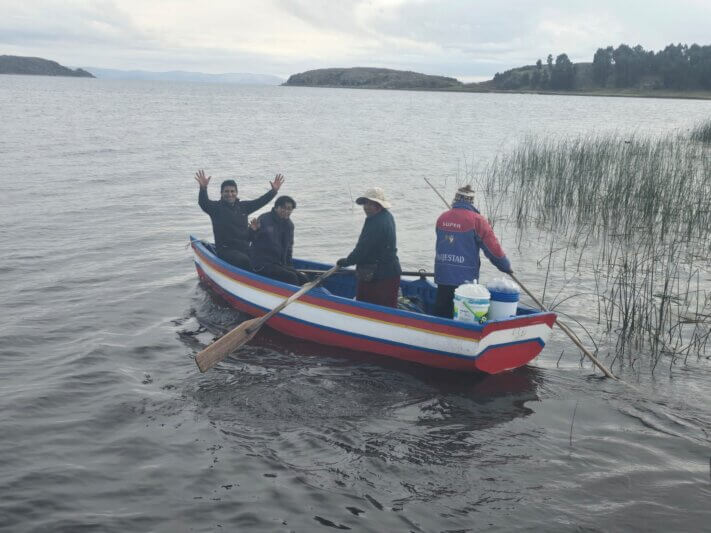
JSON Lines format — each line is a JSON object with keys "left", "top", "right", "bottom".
{"left": 195, "top": 169, "right": 211, "bottom": 188}
{"left": 270, "top": 173, "right": 285, "bottom": 191}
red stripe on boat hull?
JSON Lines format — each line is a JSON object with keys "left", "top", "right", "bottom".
{"left": 193, "top": 242, "right": 553, "bottom": 338}
{"left": 196, "top": 264, "right": 549, "bottom": 373}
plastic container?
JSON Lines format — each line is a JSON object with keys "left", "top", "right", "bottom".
{"left": 486, "top": 278, "right": 520, "bottom": 320}
{"left": 453, "top": 282, "right": 490, "bottom": 323}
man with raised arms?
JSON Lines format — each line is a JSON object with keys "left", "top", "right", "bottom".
{"left": 194, "top": 169, "right": 284, "bottom": 270}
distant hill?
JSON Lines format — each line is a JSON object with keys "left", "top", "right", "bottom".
{"left": 475, "top": 43, "right": 711, "bottom": 93}
{"left": 284, "top": 67, "right": 462, "bottom": 90}
{"left": 473, "top": 62, "right": 598, "bottom": 91}
{"left": 84, "top": 67, "right": 284, "bottom": 85}
{"left": 473, "top": 61, "right": 663, "bottom": 92}
{"left": 0, "top": 55, "right": 94, "bottom": 78}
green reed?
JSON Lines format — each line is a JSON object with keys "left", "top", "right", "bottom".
{"left": 485, "top": 133, "right": 711, "bottom": 372}
{"left": 690, "top": 118, "right": 711, "bottom": 143}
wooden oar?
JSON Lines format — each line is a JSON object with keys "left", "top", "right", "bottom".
{"left": 423, "top": 177, "right": 618, "bottom": 379}
{"left": 195, "top": 264, "right": 340, "bottom": 372}
{"left": 299, "top": 268, "right": 434, "bottom": 278}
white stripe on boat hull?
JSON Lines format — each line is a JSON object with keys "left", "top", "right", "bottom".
{"left": 194, "top": 252, "right": 551, "bottom": 359}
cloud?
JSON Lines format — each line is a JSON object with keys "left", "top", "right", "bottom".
{"left": 1, "top": 0, "right": 710, "bottom": 78}
{"left": 0, "top": 0, "right": 150, "bottom": 46}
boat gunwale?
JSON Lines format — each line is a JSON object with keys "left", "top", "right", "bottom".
{"left": 190, "top": 236, "right": 556, "bottom": 337}
{"left": 195, "top": 260, "right": 549, "bottom": 363}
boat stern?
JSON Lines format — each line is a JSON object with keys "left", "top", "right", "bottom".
{"left": 472, "top": 312, "right": 557, "bottom": 373}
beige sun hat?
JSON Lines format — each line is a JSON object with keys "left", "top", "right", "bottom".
{"left": 356, "top": 187, "right": 390, "bottom": 209}
{"left": 355, "top": 187, "right": 392, "bottom": 209}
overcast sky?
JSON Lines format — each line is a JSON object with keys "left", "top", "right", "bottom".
{"left": 2, "top": 0, "right": 709, "bottom": 81}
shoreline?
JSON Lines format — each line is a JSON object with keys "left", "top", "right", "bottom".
{"left": 467, "top": 87, "right": 711, "bottom": 101}
{"left": 284, "top": 83, "right": 711, "bottom": 101}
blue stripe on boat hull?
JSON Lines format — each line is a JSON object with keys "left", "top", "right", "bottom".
{"left": 195, "top": 261, "right": 546, "bottom": 362}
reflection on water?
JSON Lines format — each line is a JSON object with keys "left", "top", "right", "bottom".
{"left": 185, "top": 322, "right": 544, "bottom": 530}
{"left": 1, "top": 77, "right": 710, "bottom": 532}
{"left": 187, "top": 284, "right": 540, "bottom": 432}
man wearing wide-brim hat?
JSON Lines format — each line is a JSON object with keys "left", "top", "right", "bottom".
{"left": 337, "top": 187, "right": 402, "bottom": 307}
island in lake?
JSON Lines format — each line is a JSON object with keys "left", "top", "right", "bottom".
{"left": 285, "top": 42, "right": 711, "bottom": 99}
{"left": 0, "top": 55, "right": 94, "bottom": 78}
{"left": 284, "top": 67, "right": 462, "bottom": 90}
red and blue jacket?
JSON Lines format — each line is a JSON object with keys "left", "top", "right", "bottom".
{"left": 434, "top": 202, "right": 511, "bottom": 286}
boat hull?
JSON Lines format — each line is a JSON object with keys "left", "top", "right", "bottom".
{"left": 191, "top": 237, "right": 556, "bottom": 373}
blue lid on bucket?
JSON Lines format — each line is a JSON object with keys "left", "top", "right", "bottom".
{"left": 486, "top": 278, "right": 520, "bottom": 301}
{"left": 489, "top": 289, "right": 519, "bottom": 302}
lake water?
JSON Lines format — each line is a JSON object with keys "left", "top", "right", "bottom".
{"left": 1, "top": 75, "right": 710, "bottom": 532}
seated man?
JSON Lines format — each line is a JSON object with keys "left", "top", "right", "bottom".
{"left": 336, "top": 187, "right": 401, "bottom": 308}
{"left": 249, "top": 195, "right": 308, "bottom": 285}
{"left": 194, "top": 169, "right": 283, "bottom": 270}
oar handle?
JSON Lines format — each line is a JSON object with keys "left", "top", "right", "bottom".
{"left": 248, "top": 264, "right": 340, "bottom": 332}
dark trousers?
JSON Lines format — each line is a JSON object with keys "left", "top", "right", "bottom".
{"left": 254, "top": 263, "right": 308, "bottom": 286}
{"left": 356, "top": 276, "right": 400, "bottom": 308}
{"left": 434, "top": 284, "right": 457, "bottom": 318}
{"left": 217, "top": 247, "right": 251, "bottom": 271}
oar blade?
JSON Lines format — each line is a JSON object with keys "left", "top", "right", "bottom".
{"left": 195, "top": 264, "right": 340, "bottom": 374}
{"left": 195, "top": 317, "right": 262, "bottom": 372}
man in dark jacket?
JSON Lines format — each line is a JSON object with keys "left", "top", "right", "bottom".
{"left": 249, "top": 195, "right": 307, "bottom": 285}
{"left": 433, "top": 185, "right": 512, "bottom": 318}
{"left": 337, "top": 187, "right": 402, "bottom": 307}
{"left": 194, "top": 169, "right": 283, "bottom": 270}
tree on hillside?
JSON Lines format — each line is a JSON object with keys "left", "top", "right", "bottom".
{"left": 687, "top": 44, "right": 711, "bottom": 89}
{"left": 612, "top": 44, "right": 650, "bottom": 87}
{"left": 612, "top": 44, "right": 635, "bottom": 86}
{"left": 635, "top": 44, "right": 655, "bottom": 75}
{"left": 489, "top": 41, "right": 710, "bottom": 92}
{"left": 656, "top": 43, "right": 690, "bottom": 89}
{"left": 592, "top": 46, "right": 614, "bottom": 85}
{"left": 551, "top": 54, "right": 575, "bottom": 89}
{"left": 532, "top": 59, "right": 543, "bottom": 87}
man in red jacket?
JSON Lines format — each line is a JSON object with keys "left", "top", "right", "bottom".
{"left": 433, "top": 185, "right": 512, "bottom": 318}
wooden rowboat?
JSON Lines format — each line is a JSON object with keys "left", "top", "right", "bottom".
{"left": 190, "top": 236, "right": 557, "bottom": 374}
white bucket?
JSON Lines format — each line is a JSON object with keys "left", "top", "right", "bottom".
{"left": 453, "top": 283, "right": 490, "bottom": 323}
{"left": 486, "top": 278, "right": 520, "bottom": 320}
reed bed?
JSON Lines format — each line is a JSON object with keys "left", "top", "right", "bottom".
{"left": 690, "top": 118, "right": 711, "bottom": 143}
{"left": 485, "top": 133, "right": 711, "bottom": 371}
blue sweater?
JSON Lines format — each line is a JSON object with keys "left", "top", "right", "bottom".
{"left": 434, "top": 202, "right": 511, "bottom": 286}
{"left": 250, "top": 209, "right": 294, "bottom": 269}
